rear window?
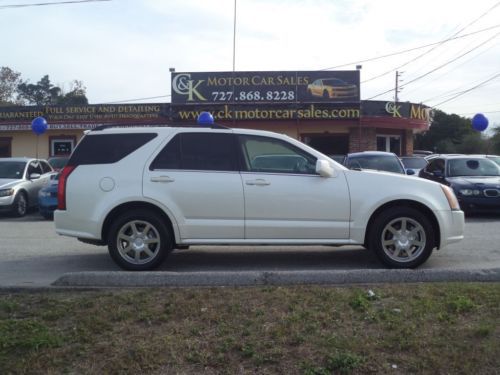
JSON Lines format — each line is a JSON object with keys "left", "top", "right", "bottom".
{"left": 69, "top": 133, "right": 157, "bottom": 165}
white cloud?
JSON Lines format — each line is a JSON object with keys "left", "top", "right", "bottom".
{"left": 1, "top": 0, "right": 499, "bottom": 125}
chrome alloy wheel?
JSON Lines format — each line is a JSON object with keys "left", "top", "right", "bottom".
{"left": 116, "top": 220, "right": 161, "bottom": 265}
{"left": 380, "top": 217, "right": 426, "bottom": 263}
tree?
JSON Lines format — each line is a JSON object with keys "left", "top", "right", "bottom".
{"left": 17, "top": 75, "right": 62, "bottom": 105}
{"left": 490, "top": 126, "right": 500, "bottom": 154}
{"left": 16, "top": 74, "right": 89, "bottom": 106}
{"left": 58, "top": 80, "right": 88, "bottom": 105}
{"left": 0, "top": 66, "right": 23, "bottom": 106}
{"left": 414, "top": 110, "right": 487, "bottom": 153}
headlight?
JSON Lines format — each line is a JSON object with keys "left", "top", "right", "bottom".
{"left": 0, "top": 188, "right": 14, "bottom": 197}
{"left": 441, "top": 184, "right": 460, "bottom": 210}
{"left": 459, "top": 189, "right": 481, "bottom": 196}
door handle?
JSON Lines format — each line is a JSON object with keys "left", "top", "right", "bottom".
{"left": 150, "top": 176, "right": 175, "bottom": 183}
{"left": 246, "top": 179, "right": 270, "bottom": 186}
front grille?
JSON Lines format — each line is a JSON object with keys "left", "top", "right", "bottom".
{"left": 484, "top": 189, "right": 500, "bottom": 197}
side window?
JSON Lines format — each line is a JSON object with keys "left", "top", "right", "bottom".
{"left": 70, "top": 133, "right": 158, "bottom": 165}
{"left": 427, "top": 159, "right": 444, "bottom": 174}
{"left": 40, "top": 161, "right": 52, "bottom": 174}
{"left": 238, "top": 135, "right": 317, "bottom": 174}
{"left": 150, "top": 132, "right": 238, "bottom": 172}
{"left": 28, "top": 161, "right": 43, "bottom": 176}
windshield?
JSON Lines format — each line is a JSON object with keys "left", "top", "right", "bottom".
{"left": 0, "top": 161, "right": 26, "bottom": 179}
{"left": 487, "top": 156, "right": 500, "bottom": 166}
{"left": 448, "top": 158, "right": 500, "bottom": 177}
{"left": 48, "top": 157, "right": 68, "bottom": 169}
{"left": 400, "top": 157, "right": 427, "bottom": 169}
{"left": 346, "top": 155, "right": 404, "bottom": 174}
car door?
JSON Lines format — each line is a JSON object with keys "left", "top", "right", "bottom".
{"left": 420, "top": 158, "right": 446, "bottom": 183}
{"left": 26, "top": 160, "right": 51, "bottom": 205}
{"left": 237, "top": 134, "right": 351, "bottom": 240}
{"left": 143, "top": 131, "right": 245, "bottom": 240}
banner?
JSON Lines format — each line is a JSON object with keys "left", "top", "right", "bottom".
{"left": 171, "top": 71, "right": 360, "bottom": 104}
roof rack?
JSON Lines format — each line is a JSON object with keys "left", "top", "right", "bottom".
{"left": 90, "top": 122, "right": 230, "bottom": 132}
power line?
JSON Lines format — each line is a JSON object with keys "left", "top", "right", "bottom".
{"left": 0, "top": 0, "right": 110, "bottom": 9}
{"left": 102, "top": 95, "right": 171, "bottom": 104}
{"left": 365, "top": 30, "right": 500, "bottom": 100}
{"left": 432, "top": 71, "right": 500, "bottom": 107}
{"left": 319, "top": 24, "right": 500, "bottom": 71}
{"left": 361, "top": 1, "right": 500, "bottom": 84}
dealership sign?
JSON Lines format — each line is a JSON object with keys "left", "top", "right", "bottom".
{"left": 171, "top": 71, "right": 360, "bottom": 104}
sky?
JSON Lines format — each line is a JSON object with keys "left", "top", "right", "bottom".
{"left": 2, "top": 0, "right": 500, "bottom": 131}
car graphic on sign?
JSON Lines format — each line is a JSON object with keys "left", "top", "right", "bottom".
{"left": 307, "top": 78, "right": 358, "bottom": 99}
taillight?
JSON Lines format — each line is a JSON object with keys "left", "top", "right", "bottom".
{"left": 57, "top": 165, "right": 76, "bottom": 210}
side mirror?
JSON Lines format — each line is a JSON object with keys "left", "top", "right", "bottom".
{"left": 316, "top": 159, "right": 335, "bottom": 178}
{"left": 406, "top": 169, "right": 415, "bottom": 175}
{"left": 29, "top": 173, "right": 41, "bottom": 180}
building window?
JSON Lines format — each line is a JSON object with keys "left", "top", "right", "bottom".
{"left": 50, "top": 136, "right": 76, "bottom": 156}
{"left": 377, "top": 135, "right": 401, "bottom": 155}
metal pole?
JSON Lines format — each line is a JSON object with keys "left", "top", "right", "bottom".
{"left": 233, "top": 0, "right": 237, "bottom": 71}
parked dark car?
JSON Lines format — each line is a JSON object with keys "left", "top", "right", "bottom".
{"left": 400, "top": 156, "right": 428, "bottom": 175}
{"left": 344, "top": 151, "right": 411, "bottom": 175}
{"left": 419, "top": 155, "right": 500, "bottom": 213}
{"left": 47, "top": 156, "right": 69, "bottom": 172}
{"left": 38, "top": 173, "right": 59, "bottom": 219}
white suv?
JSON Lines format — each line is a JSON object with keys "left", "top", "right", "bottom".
{"left": 54, "top": 124, "right": 464, "bottom": 270}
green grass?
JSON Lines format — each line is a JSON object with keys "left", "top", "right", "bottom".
{"left": 0, "top": 283, "right": 499, "bottom": 374}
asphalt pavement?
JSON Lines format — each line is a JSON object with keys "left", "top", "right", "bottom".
{"left": 1, "top": 211, "right": 500, "bottom": 288}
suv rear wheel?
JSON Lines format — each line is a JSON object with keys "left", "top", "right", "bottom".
{"left": 108, "top": 209, "right": 173, "bottom": 270}
{"left": 369, "top": 207, "right": 434, "bottom": 268}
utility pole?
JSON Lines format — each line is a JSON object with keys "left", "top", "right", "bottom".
{"left": 395, "top": 71, "right": 402, "bottom": 102}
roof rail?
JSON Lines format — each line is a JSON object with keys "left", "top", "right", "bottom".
{"left": 90, "top": 123, "right": 230, "bottom": 132}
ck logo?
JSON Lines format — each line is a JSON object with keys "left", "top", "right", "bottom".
{"left": 385, "top": 102, "right": 402, "bottom": 118}
{"left": 172, "top": 73, "right": 207, "bottom": 101}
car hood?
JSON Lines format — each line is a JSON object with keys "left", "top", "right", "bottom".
{"left": 447, "top": 176, "right": 500, "bottom": 187}
{"left": 0, "top": 178, "right": 21, "bottom": 189}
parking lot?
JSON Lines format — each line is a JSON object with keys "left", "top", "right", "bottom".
{"left": 0, "top": 210, "right": 499, "bottom": 287}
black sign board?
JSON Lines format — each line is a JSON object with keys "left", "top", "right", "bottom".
{"left": 171, "top": 71, "right": 360, "bottom": 104}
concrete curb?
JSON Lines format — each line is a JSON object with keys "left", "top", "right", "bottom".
{"left": 52, "top": 268, "right": 500, "bottom": 287}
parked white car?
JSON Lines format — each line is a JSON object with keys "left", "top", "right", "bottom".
{"left": 0, "top": 157, "right": 54, "bottom": 216}
{"left": 54, "top": 126, "right": 464, "bottom": 270}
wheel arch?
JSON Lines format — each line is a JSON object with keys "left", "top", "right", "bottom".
{"left": 364, "top": 199, "right": 440, "bottom": 249}
{"left": 101, "top": 201, "right": 178, "bottom": 245}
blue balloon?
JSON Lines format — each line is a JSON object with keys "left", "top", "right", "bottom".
{"left": 197, "top": 111, "right": 214, "bottom": 126}
{"left": 31, "top": 116, "right": 48, "bottom": 135}
{"left": 472, "top": 113, "right": 488, "bottom": 132}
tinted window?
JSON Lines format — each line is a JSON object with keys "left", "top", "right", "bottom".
{"left": 150, "top": 133, "right": 238, "bottom": 172}
{"left": 448, "top": 158, "right": 500, "bottom": 177}
{"left": 346, "top": 154, "right": 404, "bottom": 174}
{"left": 70, "top": 133, "right": 157, "bottom": 165}
{"left": 40, "top": 161, "right": 53, "bottom": 174}
{"left": 426, "top": 159, "right": 445, "bottom": 174}
{"left": 400, "top": 157, "right": 427, "bottom": 169}
{"left": 238, "top": 135, "right": 317, "bottom": 174}
{"left": 0, "top": 161, "right": 25, "bottom": 179}
{"left": 28, "top": 161, "right": 43, "bottom": 176}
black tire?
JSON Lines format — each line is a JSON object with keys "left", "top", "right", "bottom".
{"left": 41, "top": 213, "right": 54, "bottom": 220}
{"left": 322, "top": 90, "right": 330, "bottom": 99}
{"left": 10, "top": 192, "right": 28, "bottom": 217}
{"left": 368, "top": 207, "right": 435, "bottom": 268}
{"left": 107, "top": 209, "right": 173, "bottom": 271}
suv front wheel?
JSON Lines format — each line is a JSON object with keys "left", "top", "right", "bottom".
{"left": 108, "top": 209, "right": 173, "bottom": 270}
{"left": 369, "top": 207, "right": 435, "bottom": 268}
